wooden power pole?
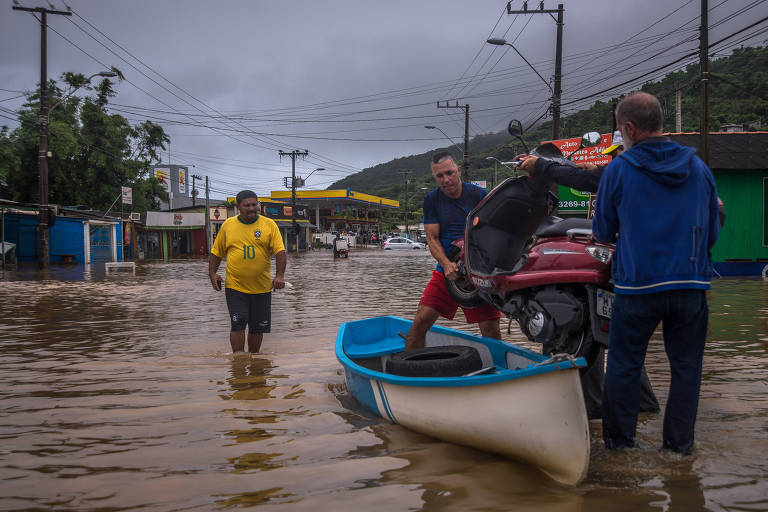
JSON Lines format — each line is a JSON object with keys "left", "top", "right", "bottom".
{"left": 13, "top": 5, "right": 72, "bottom": 268}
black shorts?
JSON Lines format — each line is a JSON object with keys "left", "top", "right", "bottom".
{"left": 224, "top": 288, "right": 272, "bottom": 333}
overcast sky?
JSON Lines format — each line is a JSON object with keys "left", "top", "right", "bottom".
{"left": 1, "top": 0, "right": 766, "bottom": 199}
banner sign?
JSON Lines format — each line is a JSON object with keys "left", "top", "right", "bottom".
{"left": 209, "top": 206, "right": 228, "bottom": 222}
{"left": 121, "top": 186, "right": 132, "bottom": 204}
{"left": 145, "top": 212, "right": 205, "bottom": 227}
{"left": 542, "top": 134, "right": 613, "bottom": 214}
{"left": 154, "top": 168, "right": 170, "bottom": 192}
{"left": 471, "top": 180, "right": 488, "bottom": 190}
{"left": 260, "top": 201, "right": 308, "bottom": 220}
{"left": 178, "top": 169, "right": 186, "bottom": 194}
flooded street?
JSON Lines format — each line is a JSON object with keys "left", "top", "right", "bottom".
{"left": 1, "top": 249, "right": 767, "bottom": 511}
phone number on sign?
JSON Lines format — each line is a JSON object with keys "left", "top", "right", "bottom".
{"left": 558, "top": 200, "right": 589, "bottom": 208}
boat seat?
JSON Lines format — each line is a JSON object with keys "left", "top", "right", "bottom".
{"left": 346, "top": 337, "right": 405, "bottom": 358}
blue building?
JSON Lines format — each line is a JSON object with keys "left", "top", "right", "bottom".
{"left": 1, "top": 200, "right": 123, "bottom": 265}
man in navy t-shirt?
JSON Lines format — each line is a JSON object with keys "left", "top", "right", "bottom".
{"left": 404, "top": 152, "right": 501, "bottom": 350}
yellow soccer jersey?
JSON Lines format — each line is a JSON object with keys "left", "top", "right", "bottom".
{"left": 211, "top": 215, "right": 285, "bottom": 294}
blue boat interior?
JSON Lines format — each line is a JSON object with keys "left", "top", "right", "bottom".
{"left": 336, "top": 316, "right": 586, "bottom": 387}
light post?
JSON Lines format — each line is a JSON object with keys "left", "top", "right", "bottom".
{"left": 424, "top": 125, "right": 468, "bottom": 179}
{"left": 486, "top": 38, "right": 558, "bottom": 138}
{"left": 37, "top": 70, "right": 117, "bottom": 268}
{"left": 300, "top": 167, "right": 325, "bottom": 184}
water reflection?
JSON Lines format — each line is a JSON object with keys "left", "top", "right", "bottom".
{"left": 1, "top": 254, "right": 768, "bottom": 511}
{"left": 224, "top": 356, "right": 277, "bottom": 401}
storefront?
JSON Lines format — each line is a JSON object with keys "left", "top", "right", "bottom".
{"left": 137, "top": 211, "right": 206, "bottom": 261}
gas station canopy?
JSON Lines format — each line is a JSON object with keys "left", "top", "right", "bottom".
{"left": 267, "top": 189, "right": 399, "bottom": 209}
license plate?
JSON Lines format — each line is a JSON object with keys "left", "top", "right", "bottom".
{"left": 596, "top": 290, "right": 614, "bottom": 319}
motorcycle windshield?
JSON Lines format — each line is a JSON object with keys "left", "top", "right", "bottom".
{"left": 465, "top": 175, "right": 550, "bottom": 276}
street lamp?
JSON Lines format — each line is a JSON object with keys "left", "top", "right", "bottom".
{"left": 37, "top": 69, "right": 118, "bottom": 268}
{"left": 424, "top": 125, "right": 467, "bottom": 176}
{"left": 301, "top": 167, "right": 325, "bottom": 184}
{"left": 487, "top": 37, "right": 560, "bottom": 139}
{"left": 486, "top": 38, "right": 552, "bottom": 93}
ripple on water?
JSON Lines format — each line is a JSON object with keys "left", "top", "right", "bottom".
{"left": 1, "top": 254, "right": 768, "bottom": 510}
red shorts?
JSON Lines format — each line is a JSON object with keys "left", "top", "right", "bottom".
{"left": 419, "top": 270, "right": 502, "bottom": 324}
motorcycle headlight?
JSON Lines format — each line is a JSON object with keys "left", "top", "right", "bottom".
{"left": 585, "top": 245, "right": 613, "bottom": 264}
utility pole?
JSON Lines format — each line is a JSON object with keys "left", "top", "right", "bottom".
{"left": 378, "top": 199, "right": 383, "bottom": 245}
{"left": 506, "top": 2, "right": 564, "bottom": 139}
{"left": 437, "top": 101, "right": 470, "bottom": 180}
{"left": 13, "top": 5, "right": 71, "bottom": 269}
{"left": 399, "top": 170, "right": 412, "bottom": 238}
{"left": 699, "top": 0, "right": 709, "bottom": 165}
{"left": 204, "top": 176, "right": 210, "bottom": 252}
{"left": 675, "top": 82, "right": 682, "bottom": 133}
{"left": 278, "top": 149, "right": 308, "bottom": 252}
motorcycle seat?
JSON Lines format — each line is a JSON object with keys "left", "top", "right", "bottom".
{"left": 536, "top": 217, "right": 593, "bottom": 238}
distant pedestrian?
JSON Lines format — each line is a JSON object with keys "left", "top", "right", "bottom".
{"left": 208, "top": 190, "right": 286, "bottom": 353}
{"left": 593, "top": 92, "right": 720, "bottom": 454}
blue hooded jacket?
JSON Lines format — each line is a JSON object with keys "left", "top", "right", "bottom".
{"left": 592, "top": 137, "right": 720, "bottom": 295}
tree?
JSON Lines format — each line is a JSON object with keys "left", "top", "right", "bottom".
{"left": 3, "top": 72, "right": 169, "bottom": 212}
{"left": 0, "top": 126, "right": 20, "bottom": 197}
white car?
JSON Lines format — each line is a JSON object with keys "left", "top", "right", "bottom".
{"left": 382, "top": 237, "right": 426, "bottom": 250}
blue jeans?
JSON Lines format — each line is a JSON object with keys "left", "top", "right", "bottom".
{"left": 602, "top": 289, "right": 708, "bottom": 454}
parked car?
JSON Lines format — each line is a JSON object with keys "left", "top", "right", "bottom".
{"left": 382, "top": 237, "right": 426, "bottom": 250}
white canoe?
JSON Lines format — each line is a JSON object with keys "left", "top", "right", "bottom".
{"left": 335, "top": 316, "right": 590, "bottom": 485}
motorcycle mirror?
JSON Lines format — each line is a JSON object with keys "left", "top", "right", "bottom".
{"left": 507, "top": 119, "right": 529, "bottom": 154}
{"left": 581, "top": 132, "right": 602, "bottom": 148}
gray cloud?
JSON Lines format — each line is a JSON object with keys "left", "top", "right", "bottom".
{"left": 2, "top": 0, "right": 764, "bottom": 198}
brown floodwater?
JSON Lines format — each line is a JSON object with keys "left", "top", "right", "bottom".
{"left": 1, "top": 250, "right": 767, "bottom": 511}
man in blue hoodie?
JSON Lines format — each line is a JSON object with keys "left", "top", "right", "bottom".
{"left": 593, "top": 92, "right": 720, "bottom": 454}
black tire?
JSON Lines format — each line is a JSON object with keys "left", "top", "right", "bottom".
{"left": 386, "top": 345, "right": 483, "bottom": 377}
{"left": 444, "top": 247, "right": 484, "bottom": 308}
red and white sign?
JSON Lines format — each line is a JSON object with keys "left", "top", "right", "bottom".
{"left": 542, "top": 133, "right": 613, "bottom": 167}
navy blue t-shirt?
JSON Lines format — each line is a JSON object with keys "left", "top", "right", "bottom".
{"left": 423, "top": 182, "right": 487, "bottom": 271}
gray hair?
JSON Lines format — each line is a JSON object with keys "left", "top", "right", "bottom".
{"left": 431, "top": 151, "right": 458, "bottom": 166}
{"left": 615, "top": 92, "right": 663, "bottom": 133}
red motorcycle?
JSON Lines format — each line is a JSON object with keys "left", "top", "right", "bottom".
{"left": 447, "top": 122, "right": 612, "bottom": 364}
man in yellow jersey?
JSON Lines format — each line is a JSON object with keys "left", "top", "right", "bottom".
{"left": 209, "top": 190, "right": 286, "bottom": 353}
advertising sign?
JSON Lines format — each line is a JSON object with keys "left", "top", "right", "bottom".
{"left": 154, "top": 168, "right": 170, "bottom": 192}
{"left": 178, "top": 169, "right": 186, "bottom": 194}
{"left": 542, "top": 134, "right": 612, "bottom": 215}
{"left": 209, "top": 206, "right": 228, "bottom": 222}
{"left": 121, "top": 186, "right": 132, "bottom": 204}
{"left": 145, "top": 212, "right": 205, "bottom": 227}
{"left": 258, "top": 201, "right": 309, "bottom": 220}
{"left": 471, "top": 180, "right": 488, "bottom": 190}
